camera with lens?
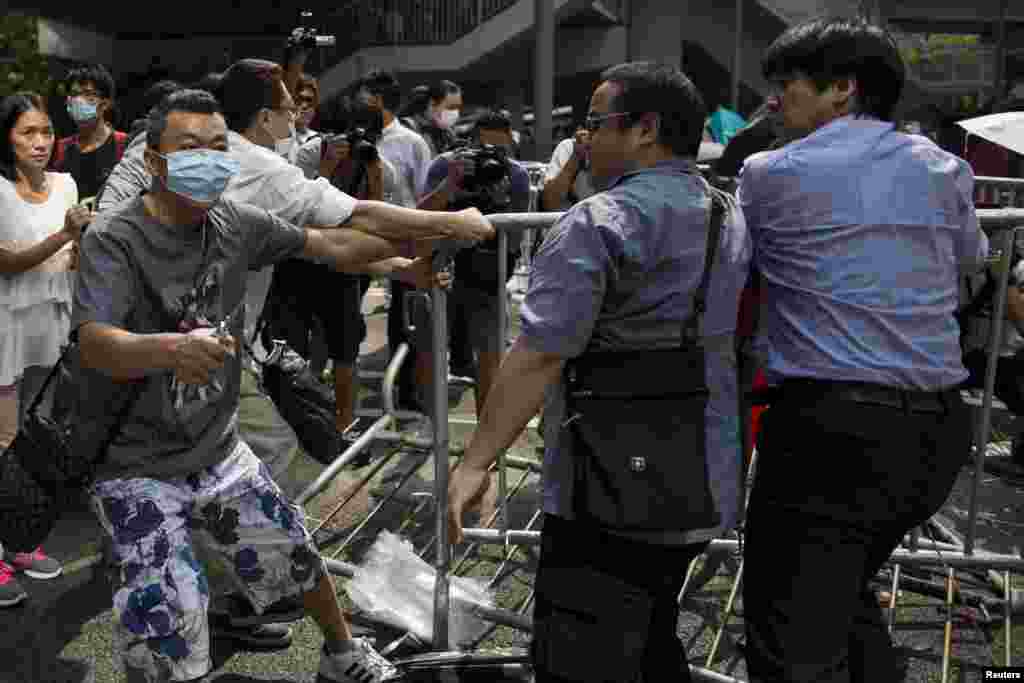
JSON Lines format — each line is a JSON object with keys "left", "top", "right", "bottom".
{"left": 446, "top": 144, "right": 519, "bottom": 290}
{"left": 289, "top": 11, "right": 336, "bottom": 49}
{"left": 324, "top": 127, "right": 379, "bottom": 164}
{"left": 452, "top": 143, "right": 511, "bottom": 194}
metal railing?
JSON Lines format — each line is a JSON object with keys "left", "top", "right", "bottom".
{"left": 289, "top": 194, "right": 1024, "bottom": 679}
{"left": 325, "top": 0, "right": 520, "bottom": 64}
{"left": 975, "top": 176, "right": 1024, "bottom": 209}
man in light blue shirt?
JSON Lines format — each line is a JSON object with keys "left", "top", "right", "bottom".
{"left": 738, "top": 18, "right": 988, "bottom": 683}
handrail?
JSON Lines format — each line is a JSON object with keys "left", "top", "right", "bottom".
{"left": 323, "top": 0, "right": 521, "bottom": 65}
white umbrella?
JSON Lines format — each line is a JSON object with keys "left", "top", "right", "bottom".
{"left": 956, "top": 111, "right": 1024, "bottom": 156}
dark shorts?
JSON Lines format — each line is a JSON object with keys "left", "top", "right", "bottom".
{"left": 312, "top": 270, "right": 371, "bottom": 365}
{"left": 411, "top": 283, "right": 505, "bottom": 355}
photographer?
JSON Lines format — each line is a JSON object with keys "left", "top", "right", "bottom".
{"left": 353, "top": 69, "right": 435, "bottom": 412}
{"left": 448, "top": 63, "right": 751, "bottom": 682}
{"left": 292, "top": 105, "right": 402, "bottom": 436}
{"left": 541, "top": 125, "right": 595, "bottom": 211}
{"left": 415, "top": 110, "right": 530, "bottom": 421}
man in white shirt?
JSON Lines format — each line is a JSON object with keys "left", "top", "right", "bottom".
{"left": 542, "top": 127, "right": 595, "bottom": 211}
{"left": 353, "top": 70, "right": 435, "bottom": 411}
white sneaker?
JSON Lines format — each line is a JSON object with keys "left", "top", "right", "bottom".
{"left": 317, "top": 638, "right": 398, "bottom": 683}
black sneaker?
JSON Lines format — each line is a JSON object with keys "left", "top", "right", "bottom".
{"left": 0, "top": 560, "right": 28, "bottom": 607}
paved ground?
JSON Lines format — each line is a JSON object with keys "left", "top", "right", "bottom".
{"left": 1, "top": 288, "right": 1021, "bottom": 683}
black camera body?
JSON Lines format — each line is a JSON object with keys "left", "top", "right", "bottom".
{"left": 452, "top": 143, "right": 511, "bottom": 193}
{"left": 289, "top": 12, "right": 336, "bottom": 49}
{"left": 325, "top": 127, "right": 380, "bottom": 164}
{"left": 446, "top": 145, "right": 519, "bottom": 291}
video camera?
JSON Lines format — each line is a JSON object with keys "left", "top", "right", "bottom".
{"left": 451, "top": 143, "right": 510, "bottom": 193}
{"left": 289, "top": 11, "right": 336, "bottom": 49}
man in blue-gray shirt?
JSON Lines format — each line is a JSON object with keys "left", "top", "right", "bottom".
{"left": 738, "top": 18, "right": 988, "bottom": 683}
{"left": 447, "top": 63, "right": 751, "bottom": 682}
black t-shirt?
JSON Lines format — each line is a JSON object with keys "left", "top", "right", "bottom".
{"left": 64, "top": 134, "right": 120, "bottom": 200}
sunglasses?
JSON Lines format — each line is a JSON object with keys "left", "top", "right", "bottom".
{"left": 583, "top": 111, "right": 632, "bottom": 133}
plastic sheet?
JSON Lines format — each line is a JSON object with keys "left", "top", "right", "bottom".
{"left": 349, "top": 531, "right": 496, "bottom": 649}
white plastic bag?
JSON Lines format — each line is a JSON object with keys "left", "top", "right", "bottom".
{"left": 348, "top": 531, "right": 496, "bottom": 649}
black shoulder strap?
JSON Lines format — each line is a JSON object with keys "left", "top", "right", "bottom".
{"left": 681, "top": 181, "right": 727, "bottom": 345}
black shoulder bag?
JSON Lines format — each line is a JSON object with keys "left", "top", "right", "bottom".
{"left": 0, "top": 337, "right": 144, "bottom": 552}
{"left": 563, "top": 181, "right": 728, "bottom": 533}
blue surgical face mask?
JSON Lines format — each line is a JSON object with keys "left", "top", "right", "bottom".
{"left": 156, "top": 149, "right": 240, "bottom": 205}
{"left": 67, "top": 97, "right": 99, "bottom": 124}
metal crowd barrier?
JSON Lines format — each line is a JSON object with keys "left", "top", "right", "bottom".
{"left": 299, "top": 206, "right": 1024, "bottom": 681}
{"left": 975, "top": 176, "right": 1024, "bottom": 208}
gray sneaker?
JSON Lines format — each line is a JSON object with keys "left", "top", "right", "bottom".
{"left": 9, "top": 546, "right": 62, "bottom": 579}
{"left": 317, "top": 637, "right": 399, "bottom": 683}
{"left": 0, "top": 560, "right": 28, "bottom": 607}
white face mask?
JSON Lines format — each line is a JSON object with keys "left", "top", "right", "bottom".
{"left": 437, "top": 109, "right": 460, "bottom": 129}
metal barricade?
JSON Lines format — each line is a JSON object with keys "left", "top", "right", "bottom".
{"left": 310, "top": 207, "right": 1024, "bottom": 681}
{"left": 975, "top": 176, "right": 1024, "bottom": 209}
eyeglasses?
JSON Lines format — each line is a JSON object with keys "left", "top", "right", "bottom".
{"left": 583, "top": 111, "right": 632, "bottom": 133}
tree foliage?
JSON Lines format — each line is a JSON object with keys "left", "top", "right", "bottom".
{"left": 0, "top": 14, "right": 55, "bottom": 98}
{"left": 900, "top": 33, "right": 982, "bottom": 67}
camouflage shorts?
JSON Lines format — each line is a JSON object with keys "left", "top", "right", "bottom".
{"left": 90, "top": 440, "right": 325, "bottom": 682}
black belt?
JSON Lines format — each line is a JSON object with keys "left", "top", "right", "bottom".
{"left": 750, "top": 378, "right": 953, "bottom": 415}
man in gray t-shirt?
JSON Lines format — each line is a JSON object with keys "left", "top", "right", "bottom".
{"left": 75, "top": 89, "right": 490, "bottom": 683}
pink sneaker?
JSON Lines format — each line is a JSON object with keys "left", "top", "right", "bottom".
{"left": 10, "top": 547, "right": 62, "bottom": 580}
{"left": 0, "top": 560, "right": 28, "bottom": 607}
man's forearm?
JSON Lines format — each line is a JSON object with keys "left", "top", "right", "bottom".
{"left": 79, "top": 322, "right": 179, "bottom": 381}
{"left": 463, "top": 338, "right": 565, "bottom": 470}
{"left": 345, "top": 200, "right": 456, "bottom": 241}
{"left": 304, "top": 227, "right": 403, "bottom": 272}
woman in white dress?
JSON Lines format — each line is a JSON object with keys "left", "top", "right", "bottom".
{"left": 0, "top": 92, "right": 93, "bottom": 606}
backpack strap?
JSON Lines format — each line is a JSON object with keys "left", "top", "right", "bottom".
{"left": 50, "top": 135, "right": 79, "bottom": 171}
{"left": 113, "top": 131, "right": 128, "bottom": 161}
{"left": 681, "top": 179, "right": 727, "bottom": 345}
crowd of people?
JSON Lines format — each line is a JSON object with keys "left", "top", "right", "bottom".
{"left": 0, "top": 12, "right": 1016, "bottom": 683}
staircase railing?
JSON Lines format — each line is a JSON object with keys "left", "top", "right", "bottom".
{"left": 322, "top": 0, "right": 521, "bottom": 65}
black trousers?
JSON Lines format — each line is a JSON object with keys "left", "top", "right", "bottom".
{"left": 531, "top": 513, "right": 708, "bottom": 683}
{"left": 742, "top": 386, "right": 969, "bottom": 683}
{"left": 386, "top": 281, "right": 419, "bottom": 407}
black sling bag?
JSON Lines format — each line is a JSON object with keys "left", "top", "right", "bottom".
{"left": 563, "top": 179, "right": 728, "bottom": 532}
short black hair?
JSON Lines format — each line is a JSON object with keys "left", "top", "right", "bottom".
{"left": 761, "top": 17, "right": 905, "bottom": 121}
{"left": 66, "top": 63, "right": 116, "bottom": 100}
{"left": 356, "top": 69, "right": 402, "bottom": 113}
{"left": 429, "top": 80, "right": 461, "bottom": 103}
{"left": 143, "top": 80, "right": 183, "bottom": 113}
{"left": 146, "top": 89, "right": 223, "bottom": 149}
{"left": 474, "top": 109, "right": 512, "bottom": 135}
{"left": 192, "top": 72, "right": 224, "bottom": 99}
{"left": 599, "top": 61, "right": 707, "bottom": 157}
{"left": 399, "top": 84, "right": 431, "bottom": 118}
{"left": 0, "top": 92, "right": 49, "bottom": 182}
{"left": 219, "top": 59, "right": 284, "bottom": 132}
